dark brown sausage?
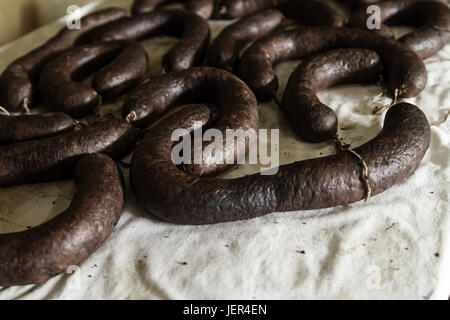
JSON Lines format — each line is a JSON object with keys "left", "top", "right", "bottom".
{"left": 132, "top": 0, "right": 216, "bottom": 19}
{"left": 77, "top": 9, "right": 211, "bottom": 72}
{"left": 123, "top": 66, "right": 259, "bottom": 176}
{"left": 92, "top": 42, "right": 149, "bottom": 101}
{"left": 0, "top": 112, "right": 76, "bottom": 145}
{"left": 280, "top": 0, "right": 346, "bottom": 27}
{"left": 0, "top": 119, "right": 140, "bottom": 186}
{"left": 214, "top": 0, "right": 289, "bottom": 19}
{"left": 238, "top": 26, "right": 427, "bottom": 101}
{"left": 130, "top": 102, "right": 431, "bottom": 225}
{"left": 349, "top": 0, "right": 450, "bottom": 59}
{"left": 281, "top": 49, "right": 383, "bottom": 143}
{"left": 0, "top": 153, "right": 124, "bottom": 286}
{"left": 206, "top": 9, "right": 285, "bottom": 71}
{"left": 39, "top": 41, "right": 148, "bottom": 118}
{"left": 0, "top": 8, "right": 128, "bottom": 113}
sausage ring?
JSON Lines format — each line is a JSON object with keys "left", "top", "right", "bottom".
{"left": 123, "top": 66, "right": 259, "bottom": 176}
{"left": 39, "top": 41, "right": 148, "bottom": 118}
{"left": 130, "top": 102, "right": 431, "bottom": 225}
{"left": 349, "top": 0, "right": 450, "bottom": 59}
{"left": 0, "top": 153, "right": 125, "bottom": 286}
{"left": 77, "top": 9, "right": 211, "bottom": 72}
{"left": 206, "top": 9, "right": 285, "bottom": 71}
{"left": 238, "top": 26, "right": 427, "bottom": 101}
{"left": 281, "top": 48, "right": 383, "bottom": 143}
{"left": 0, "top": 8, "right": 128, "bottom": 113}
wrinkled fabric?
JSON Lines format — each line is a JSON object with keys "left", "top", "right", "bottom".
{"left": 0, "top": 0, "right": 449, "bottom": 300}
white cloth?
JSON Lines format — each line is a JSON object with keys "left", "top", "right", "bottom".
{"left": 0, "top": 0, "right": 449, "bottom": 300}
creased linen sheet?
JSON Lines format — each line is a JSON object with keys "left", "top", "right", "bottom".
{"left": 0, "top": 0, "right": 449, "bottom": 300}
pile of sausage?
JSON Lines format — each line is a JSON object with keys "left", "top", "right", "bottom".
{"left": 0, "top": 0, "right": 448, "bottom": 286}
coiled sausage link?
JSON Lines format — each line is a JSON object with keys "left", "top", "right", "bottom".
{"left": 350, "top": 0, "right": 450, "bottom": 59}
{"left": 0, "top": 154, "right": 125, "bottom": 286}
{"left": 77, "top": 9, "right": 211, "bottom": 72}
{"left": 0, "top": 7, "right": 128, "bottom": 113}
{"left": 238, "top": 26, "right": 427, "bottom": 101}
{"left": 281, "top": 48, "right": 383, "bottom": 143}
{"left": 130, "top": 102, "right": 431, "bottom": 225}
{"left": 39, "top": 41, "right": 149, "bottom": 118}
{"left": 206, "top": 9, "right": 285, "bottom": 71}
{"left": 123, "top": 67, "right": 259, "bottom": 176}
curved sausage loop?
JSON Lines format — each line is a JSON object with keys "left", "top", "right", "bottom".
{"left": 0, "top": 154, "right": 124, "bottom": 286}
{"left": 123, "top": 66, "right": 259, "bottom": 176}
{"left": 281, "top": 48, "right": 384, "bottom": 143}
{"left": 350, "top": 0, "right": 450, "bottom": 59}
{"left": 0, "top": 119, "right": 140, "bottom": 187}
{"left": 130, "top": 102, "right": 431, "bottom": 225}
{"left": 39, "top": 41, "right": 148, "bottom": 118}
{"left": 0, "top": 112, "right": 76, "bottom": 145}
{"left": 78, "top": 9, "right": 211, "bottom": 72}
{"left": 238, "top": 26, "right": 427, "bottom": 101}
{"left": 132, "top": 0, "right": 216, "bottom": 19}
{"left": 206, "top": 9, "right": 285, "bottom": 71}
{"left": 0, "top": 7, "right": 128, "bottom": 113}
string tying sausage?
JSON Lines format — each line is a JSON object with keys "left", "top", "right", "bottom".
{"left": 130, "top": 102, "right": 431, "bottom": 225}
